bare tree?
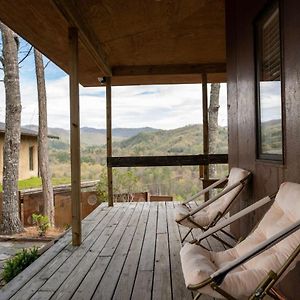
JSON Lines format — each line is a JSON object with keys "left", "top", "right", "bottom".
{"left": 34, "top": 48, "right": 54, "bottom": 225}
{"left": 208, "top": 83, "right": 220, "bottom": 178}
{"left": 0, "top": 22, "right": 23, "bottom": 234}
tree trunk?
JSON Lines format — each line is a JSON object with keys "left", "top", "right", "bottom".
{"left": 34, "top": 49, "right": 54, "bottom": 226}
{"left": 208, "top": 83, "right": 220, "bottom": 179}
{"left": 0, "top": 22, "right": 23, "bottom": 234}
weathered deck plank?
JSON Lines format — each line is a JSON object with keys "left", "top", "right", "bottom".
{"left": 49, "top": 203, "right": 134, "bottom": 299}
{"left": 166, "top": 202, "right": 192, "bottom": 300}
{"left": 28, "top": 204, "right": 129, "bottom": 300}
{"left": 112, "top": 203, "right": 150, "bottom": 300}
{"left": 2, "top": 204, "right": 112, "bottom": 300}
{"left": 50, "top": 204, "right": 136, "bottom": 299}
{"left": 92, "top": 203, "right": 143, "bottom": 299}
{"left": 152, "top": 202, "right": 172, "bottom": 300}
{"left": 71, "top": 256, "right": 111, "bottom": 300}
{"left": 131, "top": 202, "right": 158, "bottom": 300}
{"left": 0, "top": 202, "right": 227, "bottom": 300}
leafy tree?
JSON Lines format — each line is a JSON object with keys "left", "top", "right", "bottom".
{"left": 97, "top": 168, "right": 140, "bottom": 202}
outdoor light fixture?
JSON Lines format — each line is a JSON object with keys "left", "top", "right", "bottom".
{"left": 98, "top": 77, "right": 106, "bottom": 85}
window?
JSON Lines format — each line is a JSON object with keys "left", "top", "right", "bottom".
{"left": 255, "top": 2, "right": 283, "bottom": 161}
{"left": 29, "top": 146, "right": 34, "bottom": 171}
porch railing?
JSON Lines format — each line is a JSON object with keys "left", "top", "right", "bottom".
{"left": 107, "top": 154, "right": 228, "bottom": 168}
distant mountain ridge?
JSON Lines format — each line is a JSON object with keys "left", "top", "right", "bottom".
{"left": 80, "top": 126, "right": 159, "bottom": 137}
{"left": 39, "top": 123, "right": 228, "bottom": 166}
{"left": 115, "top": 124, "right": 228, "bottom": 156}
{"left": 23, "top": 125, "right": 159, "bottom": 146}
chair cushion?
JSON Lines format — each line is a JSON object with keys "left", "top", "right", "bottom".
{"left": 180, "top": 243, "right": 218, "bottom": 296}
{"left": 205, "top": 167, "right": 250, "bottom": 222}
{"left": 175, "top": 204, "right": 210, "bottom": 228}
{"left": 181, "top": 243, "right": 268, "bottom": 299}
{"left": 176, "top": 167, "right": 250, "bottom": 229}
{"left": 180, "top": 182, "right": 300, "bottom": 299}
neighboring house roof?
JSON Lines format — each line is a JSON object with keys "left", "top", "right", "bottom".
{"left": 0, "top": 122, "right": 59, "bottom": 139}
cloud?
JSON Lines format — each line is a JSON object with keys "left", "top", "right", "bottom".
{"left": 0, "top": 38, "right": 229, "bottom": 130}
{"left": 0, "top": 75, "right": 228, "bottom": 130}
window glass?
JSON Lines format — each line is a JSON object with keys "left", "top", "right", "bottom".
{"left": 256, "top": 4, "right": 283, "bottom": 160}
{"left": 29, "top": 146, "right": 34, "bottom": 171}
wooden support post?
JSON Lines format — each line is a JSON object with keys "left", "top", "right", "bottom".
{"left": 202, "top": 73, "right": 209, "bottom": 201}
{"left": 106, "top": 77, "right": 113, "bottom": 206}
{"left": 69, "top": 27, "right": 81, "bottom": 246}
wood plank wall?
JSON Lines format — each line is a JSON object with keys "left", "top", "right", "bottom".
{"left": 226, "top": 0, "right": 300, "bottom": 297}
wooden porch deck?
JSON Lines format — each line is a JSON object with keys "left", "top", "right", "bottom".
{"left": 0, "top": 202, "right": 232, "bottom": 300}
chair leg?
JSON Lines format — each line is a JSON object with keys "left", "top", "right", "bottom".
{"left": 220, "top": 228, "right": 237, "bottom": 241}
{"left": 211, "top": 233, "right": 233, "bottom": 249}
{"left": 267, "top": 289, "right": 284, "bottom": 300}
{"left": 193, "top": 291, "right": 202, "bottom": 300}
{"left": 181, "top": 228, "right": 193, "bottom": 243}
{"left": 196, "top": 241, "right": 210, "bottom": 251}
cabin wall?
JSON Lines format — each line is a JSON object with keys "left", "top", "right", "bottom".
{"left": 226, "top": 0, "right": 300, "bottom": 297}
{"left": 0, "top": 135, "right": 38, "bottom": 182}
{"left": 19, "top": 136, "right": 39, "bottom": 180}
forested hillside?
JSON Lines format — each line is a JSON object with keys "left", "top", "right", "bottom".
{"left": 33, "top": 124, "right": 228, "bottom": 200}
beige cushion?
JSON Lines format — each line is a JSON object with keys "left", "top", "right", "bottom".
{"left": 180, "top": 182, "right": 300, "bottom": 299}
{"left": 175, "top": 167, "right": 250, "bottom": 228}
{"left": 175, "top": 203, "right": 210, "bottom": 228}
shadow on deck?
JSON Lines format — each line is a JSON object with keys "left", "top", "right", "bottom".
{"left": 0, "top": 202, "right": 234, "bottom": 300}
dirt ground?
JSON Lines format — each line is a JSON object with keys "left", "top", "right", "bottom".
{"left": 9, "top": 226, "right": 64, "bottom": 239}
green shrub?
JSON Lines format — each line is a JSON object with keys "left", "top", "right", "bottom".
{"left": 2, "top": 247, "right": 39, "bottom": 283}
{"left": 32, "top": 213, "right": 50, "bottom": 237}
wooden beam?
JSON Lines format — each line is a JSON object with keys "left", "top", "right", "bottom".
{"left": 202, "top": 73, "right": 209, "bottom": 200}
{"left": 106, "top": 77, "right": 113, "bottom": 207}
{"left": 53, "top": 0, "right": 111, "bottom": 76}
{"left": 69, "top": 27, "right": 81, "bottom": 246}
{"left": 107, "top": 154, "right": 228, "bottom": 168}
{"left": 112, "top": 63, "right": 226, "bottom": 77}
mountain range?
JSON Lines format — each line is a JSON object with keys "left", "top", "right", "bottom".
{"left": 24, "top": 125, "right": 159, "bottom": 146}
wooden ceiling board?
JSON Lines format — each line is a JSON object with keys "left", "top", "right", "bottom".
{"left": 0, "top": 0, "right": 226, "bottom": 86}
{"left": 0, "top": 0, "right": 101, "bottom": 86}
{"left": 81, "top": 0, "right": 225, "bottom": 66}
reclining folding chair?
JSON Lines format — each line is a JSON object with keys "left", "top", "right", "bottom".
{"left": 175, "top": 167, "right": 251, "bottom": 245}
{"left": 180, "top": 182, "right": 300, "bottom": 300}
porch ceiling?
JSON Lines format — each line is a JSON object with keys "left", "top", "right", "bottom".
{"left": 0, "top": 0, "right": 226, "bottom": 86}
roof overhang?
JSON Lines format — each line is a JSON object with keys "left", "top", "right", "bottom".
{"left": 0, "top": 0, "right": 226, "bottom": 86}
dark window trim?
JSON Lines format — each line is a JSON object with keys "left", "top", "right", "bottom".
{"left": 29, "top": 146, "right": 34, "bottom": 171}
{"left": 254, "top": 0, "right": 285, "bottom": 163}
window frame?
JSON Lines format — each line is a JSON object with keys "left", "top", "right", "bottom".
{"left": 254, "top": 0, "right": 285, "bottom": 162}
{"left": 29, "top": 146, "right": 34, "bottom": 171}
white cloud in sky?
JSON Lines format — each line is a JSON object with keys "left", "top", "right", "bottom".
{"left": 0, "top": 37, "right": 228, "bottom": 131}
{"left": 260, "top": 81, "right": 282, "bottom": 122}
{"left": 0, "top": 75, "right": 228, "bottom": 130}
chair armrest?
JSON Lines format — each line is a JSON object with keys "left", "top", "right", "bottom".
{"left": 188, "top": 179, "right": 245, "bottom": 217}
{"left": 197, "top": 196, "right": 273, "bottom": 242}
{"left": 183, "top": 176, "right": 228, "bottom": 205}
{"left": 210, "top": 219, "right": 300, "bottom": 285}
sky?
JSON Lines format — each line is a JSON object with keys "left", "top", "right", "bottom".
{"left": 0, "top": 39, "right": 228, "bottom": 130}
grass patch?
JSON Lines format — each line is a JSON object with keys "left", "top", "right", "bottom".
{"left": 18, "top": 177, "right": 42, "bottom": 190}
{"left": 0, "top": 177, "right": 71, "bottom": 192}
